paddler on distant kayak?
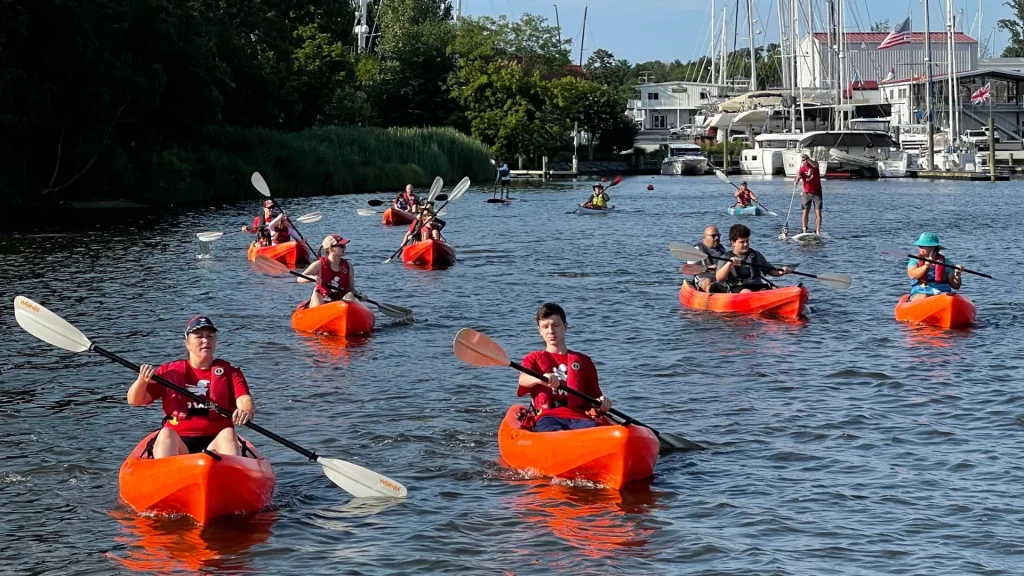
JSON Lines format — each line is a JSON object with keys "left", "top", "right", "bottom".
{"left": 582, "top": 183, "right": 609, "bottom": 209}
{"left": 688, "top": 226, "right": 728, "bottom": 293}
{"left": 296, "top": 234, "right": 363, "bottom": 307}
{"left": 733, "top": 181, "right": 758, "bottom": 208}
{"left": 907, "top": 232, "right": 962, "bottom": 301}
{"left": 715, "top": 224, "right": 792, "bottom": 293}
{"left": 402, "top": 184, "right": 420, "bottom": 213}
{"left": 401, "top": 202, "right": 444, "bottom": 246}
{"left": 241, "top": 200, "right": 277, "bottom": 246}
{"left": 127, "top": 316, "right": 255, "bottom": 459}
{"left": 392, "top": 190, "right": 410, "bottom": 211}
{"left": 516, "top": 303, "right": 612, "bottom": 432}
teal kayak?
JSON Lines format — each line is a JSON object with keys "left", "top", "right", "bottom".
{"left": 728, "top": 204, "right": 763, "bottom": 216}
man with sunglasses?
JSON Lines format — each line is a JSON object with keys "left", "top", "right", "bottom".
{"left": 688, "top": 226, "right": 728, "bottom": 293}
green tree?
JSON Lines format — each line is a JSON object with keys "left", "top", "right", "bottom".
{"left": 998, "top": 0, "right": 1024, "bottom": 57}
{"left": 549, "top": 78, "right": 631, "bottom": 159}
{"left": 365, "top": 0, "right": 457, "bottom": 127}
{"left": 871, "top": 20, "right": 891, "bottom": 32}
{"left": 584, "top": 49, "right": 634, "bottom": 87}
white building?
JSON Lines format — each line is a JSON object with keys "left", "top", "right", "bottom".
{"left": 625, "top": 81, "right": 729, "bottom": 131}
{"left": 797, "top": 32, "right": 977, "bottom": 90}
{"left": 981, "top": 57, "right": 1024, "bottom": 73}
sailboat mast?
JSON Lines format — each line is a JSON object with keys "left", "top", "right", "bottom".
{"left": 924, "top": 0, "right": 935, "bottom": 169}
{"left": 712, "top": 0, "right": 717, "bottom": 84}
{"left": 579, "top": 6, "right": 587, "bottom": 67}
{"left": 721, "top": 8, "right": 729, "bottom": 85}
{"left": 778, "top": 0, "right": 789, "bottom": 89}
{"left": 946, "top": 0, "right": 956, "bottom": 141}
{"left": 747, "top": 0, "right": 757, "bottom": 90}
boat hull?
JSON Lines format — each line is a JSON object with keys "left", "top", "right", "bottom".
{"left": 894, "top": 293, "right": 976, "bottom": 329}
{"left": 247, "top": 241, "right": 311, "bottom": 268}
{"left": 577, "top": 205, "right": 616, "bottom": 214}
{"left": 290, "top": 299, "right": 376, "bottom": 336}
{"left": 401, "top": 240, "right": 456, "bottom": 269}
{"left": 382, "top": 208, "right": 415, "bottom": 226}
{"left": 497, "top": 406, "right": 659, "bottom": 490}
{"left": 679, "top": 281, "right": 808, "bottom": 319}
{"left": 728, "top": 204, "right": 764, "bottom": 216}
{"left": 119, "top": 432, "right": 275, "bottom": 525}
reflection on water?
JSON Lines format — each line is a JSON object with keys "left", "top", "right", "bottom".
{"left": 106, "top": 508, "right": 276, "bottom": 574}
{"left": 506, "top": 481, "right": 662, "bottom": 560}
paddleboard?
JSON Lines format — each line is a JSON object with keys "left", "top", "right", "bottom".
{"left": 790, "top": 232, "right": 827, "bottom": 243}
{"left": 486, "top": 198, "right": 511, "bottom": 205}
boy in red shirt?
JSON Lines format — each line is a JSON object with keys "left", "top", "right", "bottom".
{"left": 517, "top": 303, "right": 612, "bottom": 432}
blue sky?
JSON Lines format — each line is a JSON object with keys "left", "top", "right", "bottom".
{"left": 461, "top": 0, "right": 1013, "bottom": 63}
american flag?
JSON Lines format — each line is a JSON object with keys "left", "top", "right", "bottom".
{"left": 971, "top": 83, "right": 991, "bottom": 105}
{"left": 877, "top": 16, "right": 912, "bottom": 50}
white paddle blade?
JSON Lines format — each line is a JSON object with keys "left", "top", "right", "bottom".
{"left": 449, "top": 177, "right": 471, "bottom": 201}
{"left": 13, "top": 296, "right": 92, "bottom": 353}
{"left": 427, "top": 176, "right": 444, "bottom": 201}
{"left": 376, "top": 302, "right": 414, "bottom": 319}
{"left": 436, "top": 209, "right": 447, "bottom": 217}
{"left": 680, "top": 263, "right": 705, "bottom": 275}
{"left": 196, "top": 232, "right": 224, "bottom": 242}
{"left": 453, "top": 328, "right": 511, "bottom": 367}
{"left": 251, "top": 172, "right": 271, "bottom": 197}
{"left": 296, "top": 211, "right": 322, "bottom": 224}
{"left": 816, "top": 272, "right": 853, "bottom": 290}
{"left": 318, "top": 457, "right": 408, "bottom": 498}
{"left": 714, "top": 170, "right": 731, "bottom": 186}
{"left": 357, "top": 209, "right": 379, "bottom": 216}
{"left": 876, "top": 242, "right": 910, "bottom": 261}
{"left": 668, "top": 242, "right": 705, "bottom": 262}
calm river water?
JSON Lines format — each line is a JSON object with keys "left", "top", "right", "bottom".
{"left": 2, "top": 175, "right": 1024, "bottom": 575}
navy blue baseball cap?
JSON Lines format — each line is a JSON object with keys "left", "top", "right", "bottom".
{"left": 185, "top": 316, "right": 218, "bottom": 335}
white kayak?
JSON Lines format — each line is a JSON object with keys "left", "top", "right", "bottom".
{"left": 577, "top": 204, "right": 616, "bottom": 214}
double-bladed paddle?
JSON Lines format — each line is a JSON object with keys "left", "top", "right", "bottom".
{"left": 12, "top": 295, "right": 408, "bottom": 499}
{"left": 197, "top": 211, "right": 324, "bottom": 243}
{"left": 452, "top": 328, "right": 705, "bottom": 453}
{"left": 714, "top": 170, "right": 778, "bottom": 216}
{"left": 383, "top": 177, "right": 471, "bottom": 264}
{"left": 358, "top": 178, "right": 446, "bottom": 216}
{"left": 669, "top": 242, "right": 852, "bottom": 290}
{"left": 567, "top": 175, "right": 623, "bottom": 214}
{"left": 252, "top": 255, "right": 414, "bottom": 321}
{"left": 876, "top": 242, "right": 1010, "bottom": 284}
{"left": 251, "top": 172, "right": 318, "bottom": 259}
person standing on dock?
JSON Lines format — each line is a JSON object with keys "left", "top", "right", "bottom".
{"left": 496, "top": 159, "right": 511, "bottom": 199}
{"left": 793, "top": 154, "right": 823, "bottom": 235}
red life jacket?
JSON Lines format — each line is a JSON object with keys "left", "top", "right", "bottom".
{"left": 919, "top": 253, "right": 946, "bottom": 284}
{"left": 316, "top": 256, "right": 353, "bottom": 298}
{"left": 404, "top": 193, "right": 418, "bottom": 210}
{"left": 519, "top": 350, "right": 600, "bottom": 417}
{"left": 159, "top": 359, "right": 236, "bottom": 432}
{"left": 737, "top": 189, "right": 752, "bottom": 204}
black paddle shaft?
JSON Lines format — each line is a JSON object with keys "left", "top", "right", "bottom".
{"left": 91, "top": 345, "right": 320, "bottom": 462}
{"left": 905, "top": 253, "right": 989, "bottom": 279}
{"left": 704, "top": 253, "right": 818, "bottom": 280}
{"left": 509, "top": 361, "right": 655, "bottom": 431}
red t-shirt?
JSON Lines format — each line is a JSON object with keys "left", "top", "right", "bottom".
{"left": 149, "top": 362, "right": 251, "bottom": 437}
{"left": 517, "top": 350, "right": 602, "bottom": 420}
{"left": 798, "top": 164, "right": 822, "bottom": 194}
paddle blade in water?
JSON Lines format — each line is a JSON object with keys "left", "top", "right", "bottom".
{"left": 252, "top": 254, "right": 291, "bottom": 276}
{"left": 13, "top": 296, "right": 93, "bottom": 353}
{"left": 427, "top": 176, "right": 444, "bottom": 202}
{"left": 357, "top": 209, "right": 379, "bottom": 216}
{"left": 815, "top": 272, "right": 853, "bottom": 290}
{"left": 453, "top": 328, "right": 511, "bottom": 367}
{"left": 318, "top": 457, "right": 408, "bottom": 498}
{"left": 296, "top": 211, "right": 322, "bottom": 224}
{"left": 668, "top": 242, "right": 705, "bottom": 262}
{"left": 657, "top": 431, "right": 706, "bottom": 452}
{"left": 876, "top": 242, "right": 910, "bottom": 261}
{"left": 251, "top": 172, "right": 271, "bottom": 197}
{"left": 196, "top": 232, "right": 224, "bottom": 242}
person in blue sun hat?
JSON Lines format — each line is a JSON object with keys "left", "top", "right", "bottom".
{"left": 907, "top": 232, "right": 963, "bottom": 300}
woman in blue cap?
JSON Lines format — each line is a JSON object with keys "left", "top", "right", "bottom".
{"left": 907, "top": 232, "right": 963, "bottom": 301}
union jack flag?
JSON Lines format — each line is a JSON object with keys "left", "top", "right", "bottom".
{"left": 877, "top": 16, "right": 912, "bottom": 50}
{"left": 971, "top": 83, "right": 991, "bottom": 105}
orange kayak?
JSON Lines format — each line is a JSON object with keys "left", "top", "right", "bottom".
{"left": 401, "top": 239, "right": 456, "bottom": 269}
{"left": 678, "top": 281, "right": 808, "bottom": 319}
{"left": 382, "top": 207, "right": 415, "bottom": 226}
{"left": 290, "top": 299, "right": 376, "bottom": 336}
{"left": 247, "top": 240, "right": 311, "bottom": 268}
{"left": 119, "top": 431, "right": 275, "bottom": 525}
{"left": 497, "top": 405, "right": 659, "bottom": 490}
{"left": 894, "top": 293, "right": 976, "bottom": 329}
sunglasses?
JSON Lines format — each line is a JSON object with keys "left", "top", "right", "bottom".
{"left": 707, "top": 233, "right": 720, "bottom": 238}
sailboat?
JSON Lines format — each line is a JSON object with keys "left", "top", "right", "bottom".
{"left": 929, "top": 0, "right": 977, "bottom": 171}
